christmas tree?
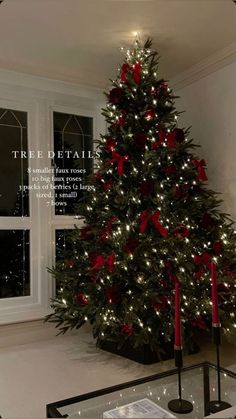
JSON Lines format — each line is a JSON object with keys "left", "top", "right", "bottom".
{"left": 47, "top": 39, "right": 236, "bottom": 358}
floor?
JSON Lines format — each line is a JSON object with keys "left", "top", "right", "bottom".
{"left": 0, "top": 321, "right": 235, "bottom": 418}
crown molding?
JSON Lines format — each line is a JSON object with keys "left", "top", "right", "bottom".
{"left": 0, "top": 67, "right": 104, "bottom": 101}
{"left": 170, "top": 41, "right": 236, "bottom": 90}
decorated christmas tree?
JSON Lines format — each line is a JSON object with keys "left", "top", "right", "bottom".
{"left": 47, "top": 39, "right": 236, "bottom": 360}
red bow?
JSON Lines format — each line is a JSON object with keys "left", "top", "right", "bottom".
{"left": 109, "top": 151, "right": 129, "bottom": 175}
{"left": 152, "top": 129, "right": 165, "bottom": 149}
{"left": 99, "top": 217, "right": 118, "bottom": 242}
{"left": 192, "top": 159, "right": 208, "bottom": 181}
{"left": 91, "top": 254, "right": 115, "bottom": 272}
{"left": 194, "top": 252, "right": 211, "bottom": 278}
{"left": 120, "top": 62, "right": 141, "bottom": 84}
{"left": 133, "top": 62, "right": 141, "bottom": 84}
{"left": 121, "top": 63, "right": 131, "bottom": 83}
{"left": 151, "top": 130, "right": 178, "bottom": 150}
{"left": 139, "top": 210, "right": 169, "bottom": 237}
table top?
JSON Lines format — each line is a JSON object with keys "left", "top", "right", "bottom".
{"left": 46, "top": 363, "right": 236, "bottom": 419}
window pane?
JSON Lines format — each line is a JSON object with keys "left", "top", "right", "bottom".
{"left": 53, "top": 112, "right": 93, "bottom": 215}
{"left": 55, "top": 229, "right": 74, "bottom": 262}
{"left": 55, "top": 229, "right": 75, "bottom": 293}
{"left": 0, "top": 108, "right": 29, "bottom": 216}
{"left": 0, "top": 230, "right": 30, "bottom": 298}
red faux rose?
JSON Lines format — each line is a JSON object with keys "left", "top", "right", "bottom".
{"left": 145, "top": 110, "right": 155, "bottom": 120}
{"left": 194, "top": 252, "right": 211, "bottom": 265}
{"left": 64, "top": 259, "right": 76, "bottom": 268}
{"left": 75, "top": 292, "right": 89, "bottom": 306}
{"left": 149, "top": 86, "right": 158, "bottom": 96}
{"left": 164, "top": 164, "right": 176, "bottom": 176}
{"left": 139, "top": 180, "right": 154, "bottom": 197}
{"left": 167, "top": 128, "right": 185, "bottom": 149}
{"left": 173, "top": 128, "right": 185, "bottom": 143}
{"left": 174, "top": 225, "right": 190, "bottom": 239}
{"left": 105, "top": 137, "right": 117, "bottom": 152}
{"left": 133, "top": 132, "right": 148, "bottom": 149}
{"left": 80, "top": 226, "right": 94, "bottom": 240}
{"left": 174, "top": 184, "right": 189, "bottom": 198}
{"left": 103, "top": 180, "right": 113, "bottom": 191}
{"left": 195, "top": 270, "right": 203, "bottom": 280}
{"left": 213, "top": 241, "right": 223, "bottom": 255}
{"left": 116, "top": 110, "right": 126, "bottom": 127}
{"left": 106, "top": 286, "right": 121, "bottom": 304}
{"left": 109, "top": 87, "right": 124, "bottom": 105}
{"left": 123, "top": 239, "right": 139, "bottom": 255}
{"left": 121, "top": 324, "right": 134, "bottom": 336}
{"left": 95, "top": 172, "right": 102, "bottom": 181}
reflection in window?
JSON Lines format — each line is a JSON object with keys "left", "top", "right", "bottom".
{"left": 0, "top": 230, "right": 30, "bottom": 298}
{"left": 53, "top": 112, "right": 93, "bottom": 215}
{"left": 55, "top": 229, "right": 75, "bottom": 293}
{"left": 56, "top": 229, "right": 74, "bottom": 262}
{"left": 0, "top": 108, "right": 29, "bottom": 216}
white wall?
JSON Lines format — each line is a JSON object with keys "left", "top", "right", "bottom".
{"left": 174, "top": 61, "right": 236, "bottom": 221}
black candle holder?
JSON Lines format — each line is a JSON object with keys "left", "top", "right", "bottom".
{"left": 209, "top": 324, "right": 231, "bottom": 414}
{"left": 168, "top": 346, "right": 193, "bottom": 414}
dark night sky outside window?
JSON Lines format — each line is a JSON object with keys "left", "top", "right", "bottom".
{"left": 53, "top": 112, "right": 93, "bottom": 215}
{"left": 0, "top": 230, "right": 30, "bottom": 298}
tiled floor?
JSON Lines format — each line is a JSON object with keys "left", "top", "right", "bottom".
{"left": 0, "top": 321, "right": 235, "bottom": 418}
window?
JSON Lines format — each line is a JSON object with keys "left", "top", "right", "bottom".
{"left": 53, "top": 111, "right": 93, "bottom": 215}
{"left": 0, "top": 83, "right": 102, "bottom": 323}
{"left": 52, "top": 110, "right": 94, "bottom": 292}
{"left": 0, "top": 108, "right": 29, "bottom": 217}
{"left": 0, "top": 107, "right": 32, "bottom": 304}
{"left": 0, "top": 230, "right": 30, "bottom": 298}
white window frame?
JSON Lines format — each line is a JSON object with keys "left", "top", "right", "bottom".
{"left": 49, "top": 104, "right": 99, "bottom": 288}
{"left": 0, "top": 71, "right": 105, "bottom": 324}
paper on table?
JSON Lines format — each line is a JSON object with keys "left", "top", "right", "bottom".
{"left": 103, "top": 398, "right": 176, "bottom": 418}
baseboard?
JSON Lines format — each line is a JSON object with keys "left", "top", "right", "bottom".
{"left": 0, "top": 319, "right": 57, "bottom": 348}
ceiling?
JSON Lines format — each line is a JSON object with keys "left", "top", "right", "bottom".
{"left": 0, "top": 0, "right": 235, "bottom": 89}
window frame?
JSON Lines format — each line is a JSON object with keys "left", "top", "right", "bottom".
{"left": 0, "top": 81, "right": 104, "bottom": 324}
{"left": 49, "top": 104, "right": 99, "bottom": 288}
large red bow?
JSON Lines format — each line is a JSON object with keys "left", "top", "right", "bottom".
{"left": 194, "top": 252, "right": 211, "bottom": 278}
{"left": 109, "top": 151, "right": 129, "bottom": 175}
{"left": 120, "top": 62, "right": 141, "bottom": 85}
{"left": 151, "top": 130, "right": 178, "bottom": 150}
{"left": 91, "top": 254, "right": 115, "bottom": 272}
{"left": 139, "top": 210, "right": 169, "bottom": 237}
{"left": 192, "top": 159, "right": 208, "bottom": 181}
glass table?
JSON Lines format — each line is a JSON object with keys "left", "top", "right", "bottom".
{"left": 46, "top": 363, "right": 236, "bottom": 418}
